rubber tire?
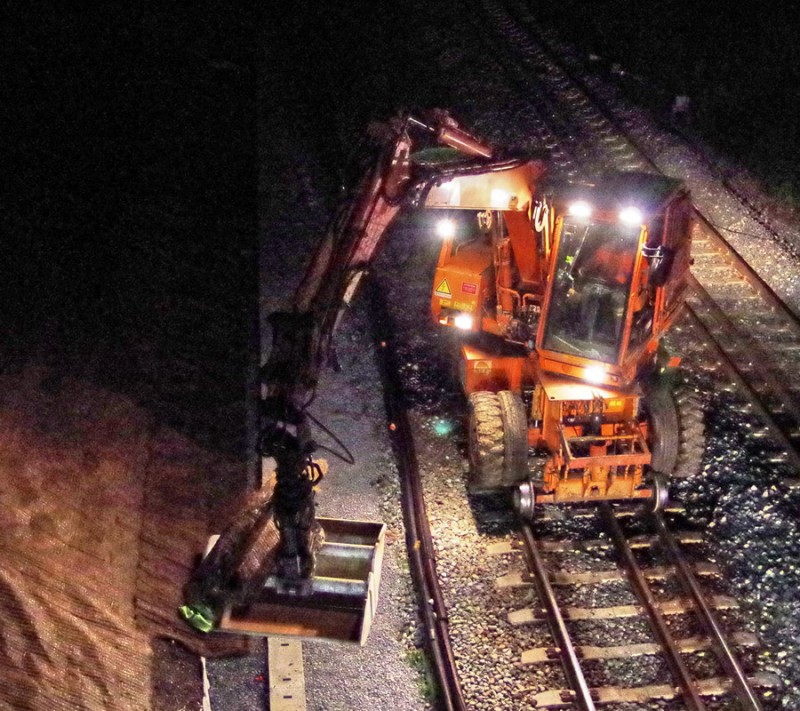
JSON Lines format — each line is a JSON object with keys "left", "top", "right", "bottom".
{"left": 498, "top": 391, "right": 528, "bottom": 482}
{"left": 468, "top": 390, "right": 528, "bottom": 491}
{"left": 468, "top": 391, "right": 504, "bottom": 490}
{"left": 646, "top": 381, "right": 705, "bottom": 479}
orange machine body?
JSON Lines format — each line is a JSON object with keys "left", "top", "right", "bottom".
{"left": 431, "top": 171, "right": 694, "bottom": 504}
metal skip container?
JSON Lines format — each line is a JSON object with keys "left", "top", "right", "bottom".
{"left": 216, "top": 518, "right": 386, "bottom": 645}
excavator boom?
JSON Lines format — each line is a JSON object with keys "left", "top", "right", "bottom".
{"left": 181, "top": 111, "right": 542, "bottom": 643}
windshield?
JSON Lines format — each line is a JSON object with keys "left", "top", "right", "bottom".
{"left": 542, "top": 220, "right": 640, "bottom": 363}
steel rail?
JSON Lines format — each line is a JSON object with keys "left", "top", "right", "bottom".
{"left": 519, "top": 522, "right": 597, "bottom": 711}
{"left": 653, "top": 511, "right": 764, "bottom": 710}
{"left": 682, "top": 299, "right": 800, "bottom": 471}
{"left": 687, "top": 270, "right": 800, "bottom": 414}
{"left": 692, "top": 213, "right": 800, "bottom": 337}
{"left": 367, "top": 277, "right": 467, "bottom": 711}
{"left": 600, "top": 504, "right": 707, "bottom": 710}
{"left": 500, "top": 0, "right": 800, "bottom": 278}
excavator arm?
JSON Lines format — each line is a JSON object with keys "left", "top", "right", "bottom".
{"left": 181, "top": 111, "right": 535, "bottom": 640}
{"left": 258, "top": 111, "right": 498, "bottom": 590}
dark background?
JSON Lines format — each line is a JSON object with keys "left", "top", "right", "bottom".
{"left": 3, "top": 2, "right": 797, "bottom": 445}
{"left": 534, "top": 0, "right": 799, "bottom": 200}
{"left": 4, "top": 3, "right": 257, "bottom": 452}
{"left": 271, "top": 1, "right": 799, "bottom": 200}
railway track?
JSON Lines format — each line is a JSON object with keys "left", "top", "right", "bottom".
{"left": 490, "top": 506, "right": 779, "bottom": 708}
{"left": 370, "top": 276, "right": 469, "bottom": 711}
{"left": 363, "top": 3, "right": 800, "bottom": 707}
{"left": 682, "top": 227, "right": 800, "bottom": 472}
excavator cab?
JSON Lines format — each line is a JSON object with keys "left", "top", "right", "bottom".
{"left": 536, "top": 172, "right": 693, "bottom": 390}
{"left": 522, "top": 172, "right": 695, "bottom": 507}
{"left": 542, "top": 219, "right": 639, "bottom": 365}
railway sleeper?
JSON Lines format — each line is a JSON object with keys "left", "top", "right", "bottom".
{"left": 507, "top": 594, "right": 738, "bottom": 624}
{"left": 486, "top": 531, "right": 703, "bottom": 556}
{"left": 521, "top": 630, "right": 759, "bottom": 664}
{"left": 532, "top": 672, "right": 780, "bottom": 708}
{"left": 496, "top": 561, "right": 719, "bottom": 588}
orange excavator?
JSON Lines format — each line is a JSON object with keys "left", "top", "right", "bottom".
{"left": 180, "top": 111, "right": 703, "bottom": 643}
{"left": 428, "top": 168, "right": 703, "bottom": 513}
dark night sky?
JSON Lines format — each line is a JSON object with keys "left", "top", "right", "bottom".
{"left": 3, "top": 1, "right": 797, "bottom": 344}
{"left": 3, "top": 4, "right": 258, "bottom": 449}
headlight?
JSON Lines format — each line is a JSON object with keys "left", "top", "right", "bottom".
{"left": 583, "top": 365, "right": 605, "bottom": 384}
{"left": 490, "top": 189, "right": 511, "bottom": 209}
{"left": 454, "top": 313, "right": 474, "bottom": 330}
{"left": 568, "top": 201, "right": 592, "bottom": 219}
{"left": 619, "top": 206, "right": 643, "bottom": 225}
{"left": 436, "top": 218, "right": 456, "bottom": 239}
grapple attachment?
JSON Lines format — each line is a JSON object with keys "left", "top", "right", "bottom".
{"left": 181, "top": 500, "right": 386, "bottom": 646}
{"left": 217, "top": 518, "right": 385, "bottom": 644}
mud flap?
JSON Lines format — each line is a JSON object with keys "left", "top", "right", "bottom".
{"left": 213, "top": 518, "right": 385, "bottom": 645}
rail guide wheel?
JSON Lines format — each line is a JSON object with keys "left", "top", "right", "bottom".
{"left": 649, "top": 472, "right": 670, "bottom": 512}
{"left": 514, "top": 478, "right": 537, "bottom": 520}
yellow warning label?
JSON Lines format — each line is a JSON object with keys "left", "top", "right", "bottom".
{"left": 435, "top": 278, "right": 451, "bottom": 297}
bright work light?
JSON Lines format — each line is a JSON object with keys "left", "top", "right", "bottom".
{"left": 436, "top": 218, "right": 456, "bottom": 239}
{"left": 619, "top": 206, "right": 643, "bottom": 225}
{"left": 454, "top": 313, "right": 474, "bottom": 330}
{"left": 568, "top": 201, "right": 592, "bottom": 219}
{"left": 584, "top": 365, "right": 605, "bottom": 384}
{"left": 490, "top": 189, "right": 511, "bottom": 209}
